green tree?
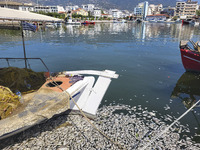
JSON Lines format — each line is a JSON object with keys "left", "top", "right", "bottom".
{"left": 196, "top": 10, "right": 200, "bottom": 16}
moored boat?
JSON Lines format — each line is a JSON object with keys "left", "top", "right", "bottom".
{"left": 81, "top": 21, "right": 95, "bottom": 25}
{"left": 65, "top": 17, "right": 81, "bottom": 25}
{"left": 179, "top": 40, "right": 200, "bottom": 72}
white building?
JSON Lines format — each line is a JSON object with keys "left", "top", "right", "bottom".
{"left": 175, "top": 0, "right": 198, "bottom": 19}
{"left": 0, "top": 1, "right": 34, "bottom": 11}
{"left": 34, "top": 5, "right": 65, "bottom": 13}
{"left": 109, "top": 9, "right": 123, "bottom": 18}
{"left": 65, "top": 5, "right": 79, "bottom": 12}
{"left": 134, "top": 1, "right": 149, "bottom": 20}
{"left": 148, "top": 4, "right": 163, "bottom": 15}
{"left": 82, "top": 4, "right": 95, "bottom": 12}
{"left": 122, "top": 10, "right": 131, "bottom": 18}
{"left": 92, "top": 8, "right": 102, "bottom": 18}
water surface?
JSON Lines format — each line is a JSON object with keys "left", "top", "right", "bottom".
{"left": 1, "top": 22, "right": 200, "bottom": 142}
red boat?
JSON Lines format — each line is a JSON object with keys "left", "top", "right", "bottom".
{"left": 180, "top": 40, "right": 200, "bottom": 72}
{"left": 81, "top": 21, "right": 95, "bottom": 25}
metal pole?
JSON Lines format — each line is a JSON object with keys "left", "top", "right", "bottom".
{"left": 21, "top": 21, "right": 27, "bottom": 69}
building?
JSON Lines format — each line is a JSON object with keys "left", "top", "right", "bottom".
{"left": 81, "top": 4, "right": 95, "bottom": 12}
{"left": 0, "top": 1, "right": 34, "bottom": 11}
{"left": 148, "top": 4, "right": 163, "bottom": 15}
{"left": 109, "top": 9, "right": 123, "bottom": 18}
{"left": 34, "top": 6, "right": 65, "bottom": 13}
{"left": 65, "top": 5, "right": 79, "bottom": 12}
{"left": 175, "top": 0, "right": 198, "bottom": 19}
{"left": 101, "top": 14, "right": 112, "bottom": 19}
{"left": 72, "top": 8, "right": 88, "bottom": 16}
{"left": 92, "top": 8, "right": 102, "bottom": 18}
{"left": 122, "top": 10, "right": 132, "bottom": 18}
{"left": 134, "top": 1, "right": 149, "bottom": 20}
{"left": 161, "top": 6, "right": 175, "bottom": 18}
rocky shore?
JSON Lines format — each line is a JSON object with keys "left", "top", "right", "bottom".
{"left": 0, "top": 104, "right": 200, "bottom": 150}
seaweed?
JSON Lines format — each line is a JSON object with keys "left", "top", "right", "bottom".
{"left": 0, "top": 67, "right": 46, "bottom": 93}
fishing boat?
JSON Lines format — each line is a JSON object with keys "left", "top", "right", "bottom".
{"left": 81, "top": 21, "right": 95, "bottom": 25}
{"left": 179, "top": 40, "right": 200, "bottom": 72}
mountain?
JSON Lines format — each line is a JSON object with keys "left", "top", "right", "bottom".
{"left": 5, "top": 0, "right": 177, "bottom": 10}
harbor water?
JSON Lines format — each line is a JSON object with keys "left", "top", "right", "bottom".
{"left": 1, "top": 22, "right": 200, "bottom": 145}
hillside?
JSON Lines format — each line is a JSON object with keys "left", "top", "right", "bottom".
{"left": 2, "top": 0, "right": 176, "bottom": 10}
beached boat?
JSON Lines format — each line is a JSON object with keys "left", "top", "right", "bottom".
{"left": 0, "top": 69, "right": 118, "bottom": 140}
{"left": 81, "top": 21, "right": 95, "bottom": 25}
{"left": 179, "top": 40, "right": 200, "bottom": 72}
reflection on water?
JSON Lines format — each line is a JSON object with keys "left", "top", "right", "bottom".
{"left": 171, "top": 72, "right": 200, "bottom": 142}
{"left": 171, "top": 72, "right": 200, "bottom": 109}
{"left": 0, "top": 23, "right": 199, "bottom": 44}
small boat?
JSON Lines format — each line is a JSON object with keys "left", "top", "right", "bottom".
{"left": 149, "top": 19, "right": 157, "bottom": 23}
{"left": 0, "top": 69, "right": 118, "bottom": 140}
{"left": 182, "top": 19, "right": 192, "bottom": 25}
{"left": 157, "top": 19, "right": 166, "bottom": 23}
{"left": 81, "top": 21, "right": 95, "bottom": 25}
{"left": 189, "top": 20, "right": 199, "bottom": 26}
{"left": 175, "top": 19, "right": 182, "bottom": 23}
{"left": 65, "top": 17, "right": 81, "bottom": 25}
{"left": 136, "top": 19, "right": 142, "bottom": 23}
{"left": 113, "top": 19, "right": 127, "bottom": 23}
{"left": 179, "top": 40, "right": 200, "bottom": 72}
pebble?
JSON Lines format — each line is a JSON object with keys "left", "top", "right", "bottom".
{"left": 0, "top": 104, "right": 199, "bottom": 150}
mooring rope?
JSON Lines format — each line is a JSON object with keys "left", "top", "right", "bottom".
{"left": 140, "top": 99, "right": 200, "bottom": 150}
{"left": 49, "top": 76, "right": 126, "bottom": 150}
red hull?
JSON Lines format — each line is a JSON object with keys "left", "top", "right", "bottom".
{"left": 81, "top": 21, "right": 95, "bottom": 25}
{"left": 180, "top": 49, "right": 200, "bottom": 72}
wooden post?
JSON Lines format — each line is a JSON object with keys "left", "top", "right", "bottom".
{"left": 21, "top": 21, "right": 27, "bottom": 69}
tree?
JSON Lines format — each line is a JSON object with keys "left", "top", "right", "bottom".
{"left": 196, "top": 10, "right": 200, "bottom": 16}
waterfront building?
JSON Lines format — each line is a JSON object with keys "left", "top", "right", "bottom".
{"left": 122, "top": 10, "right": 132, "bottom": 18}
{"left": 161, "top": 6, "right": 175, "bottom": 18}
{"left": 101, "top": 14, "right": 112, "bottom": 19}
{"left": 175, "top": 0, "right": 198, "bottom": 19}
{"left": 81, "top": 4, "right": 95, "bottom": 12}
{"left": 109, "top": 9, "right": 123, "bottom": 19}
{"left": 92, "top": 8, "right": 102, "bottom": 18}
{"left": 65, "top": 5, "right": 79, "bottom": 12}
{"left": 0, "top": 1, "right": 34, "bottom": 11}
{"left": 72, "top": 8, "right": 88, "bottom": 16}
{"left": 134, "top": 1, "right": 149, "bottom": 20}
{"left": 34, "top": 6, "right": 65, "bottom": 13}
{"left": 148, "top": 4, "right": 163, "bottom": 15}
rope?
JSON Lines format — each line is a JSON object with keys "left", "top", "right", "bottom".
{"left": 49, "top": 76, "right": 127, "bottom": 150}
{"left": 140, "top": 99, "right": 200, "bottom": 150}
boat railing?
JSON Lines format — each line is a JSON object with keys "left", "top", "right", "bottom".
{"left": 0, "top": 57, "right": 49, "bottom": 72}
